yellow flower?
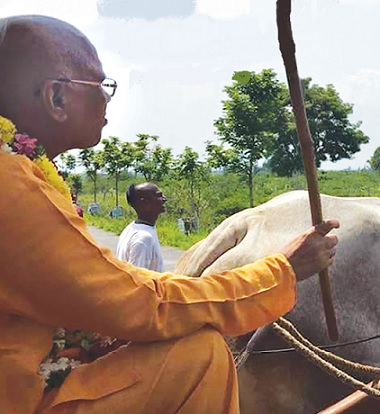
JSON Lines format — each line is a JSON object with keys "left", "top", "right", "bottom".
{"left": 0, "top": 115, "right": 16, "bottom": 144}
{"left": 0, "top": 115, "right": 72, "bottom": 201}
{"left": 33, "top": 154, "right": 72, "bottom": 201}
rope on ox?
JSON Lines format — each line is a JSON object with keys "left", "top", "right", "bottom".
{"left": 272, "top": 318, "right": 380, "bottom": 397}
{"left": 234, "top": 317, "right": 380, "bottom": 398}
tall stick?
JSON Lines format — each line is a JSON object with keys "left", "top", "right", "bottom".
{"left": 276, "top": 0, "right": 338, "bottom": 341}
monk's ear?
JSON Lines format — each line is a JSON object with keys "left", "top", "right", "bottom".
{"left": 39, "top": 80, "right": 68, "bottom": 122}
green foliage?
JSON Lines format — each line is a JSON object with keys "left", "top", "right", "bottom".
{"left": 156, "top": 217, "right": 207, "bottom": 250}
{"left": 306, "top": 81, "right": 368, "bottom": 162}
{"left": 268, "top": 78, "right": 369, "bottom": 176}
{"left": 214, "top": 69, "right": 287, "bottom": 207}
{"left": 369, "top": 147, "right": 380, "bottom": 171}
{"left": 102, "top": 136, "right": 134, "bottom": 207}
{"left": 59, "top": 153, "right": 76, "bottom": 178}
{"left": 85, "top": 214, "right": 132, "bottom": 235}
{"left": 68, "top": 174, "right": 83, "bottom": 195}
{"left": 133, "top": 134, "right": 173, "bottom": 181}
{"left": 78, "top": 148, "right": 104, "bottom": 202}
{"left": 217, "top": 71, "right": 368, "bottom": 182}
{"left": 173, "top": 146, "right": 210, "bottom": 225}
{"left": 205, "top": 141, "right": 232, "bottom": 171}
{"left": 232, "top": 70, "right": 251, "bottom": 86}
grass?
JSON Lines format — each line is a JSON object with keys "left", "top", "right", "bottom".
{"left": 85, "top": 214, "right": 207, "bottom": 251}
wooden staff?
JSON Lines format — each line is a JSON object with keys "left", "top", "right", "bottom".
{"left": 319, "top": 380, "right": 380, "bottom": 413}
{"left": 276, "top": 0, "right": 339, "bottom": 341}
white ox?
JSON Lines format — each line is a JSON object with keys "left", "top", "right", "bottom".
{"left": 175, "top": 191, "right": 380, "bottom": 413}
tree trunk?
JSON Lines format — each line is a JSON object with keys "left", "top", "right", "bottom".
{"left": 115, "top": 172, "right": 119, "bottom": 207}
{"left": 93, "top": 174, "right": 97, "bottom": 203}
{"left": 190, "top": 176, "right": 195, "bottom": 217}
{"left": 249, "top": 160, "right": 254, "bottom": 207}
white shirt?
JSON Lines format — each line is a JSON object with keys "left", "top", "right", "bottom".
{"left": 116, "top": 221, "right": 164, "bottom": 271}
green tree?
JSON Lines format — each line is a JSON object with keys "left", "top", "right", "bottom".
{"left": 102, "top": 136, "right": 134, "bottom": 207}
{"left": 59, "top": 152, "right": 76, "bottom": 179}
{"left": 268, "top": 78, "right": 369, "bottom": 176}
{"left": 369, "top": 147, "right": 380, "bottom": 171}
{"left": 214, "top": 69, "right": 285, "bottom": 206}
{"left": 205, "top": 141, "right": 234, "bottom": 172}
{"left": 68, "top": 173, "right": 83, "bottom": 196}
{"left": 133, "top": 134, "right": 173, "bottom": 181}
{"left": 78, "top": 148, "right": 103, "bottom": 203}
{"left": 174, "top": 146, "right": 210, "bottom": 229}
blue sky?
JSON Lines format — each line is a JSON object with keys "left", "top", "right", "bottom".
{"left": 1, "top": 0, "right": 379, "bottom": 170}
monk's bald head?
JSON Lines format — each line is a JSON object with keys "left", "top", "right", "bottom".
{"left": 0, "top": 15, "right": 109, "bottom": 158}
{"left": 0, "top": 15, "right": 99, "bottom": 115}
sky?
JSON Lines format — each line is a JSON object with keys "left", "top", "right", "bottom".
{"left": 1, "top": 0, "right": 379, "bottom": 170}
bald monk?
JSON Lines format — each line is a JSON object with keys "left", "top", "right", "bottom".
{"left": 0, "top": 15, "right": 339, "bottom": 414}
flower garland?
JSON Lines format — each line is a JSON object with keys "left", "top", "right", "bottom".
{"left": 0, "top": 115, "right": 128, "bottom": 389}
{"left": 0, "top": 115, "right": 72, "bottom": 200}
{"left": 39, "top": 328, "right": 126, "bottom": 390}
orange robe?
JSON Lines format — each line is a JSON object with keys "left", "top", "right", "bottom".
{"left": 0, "top": 151, "right": 296, "bottom": 414}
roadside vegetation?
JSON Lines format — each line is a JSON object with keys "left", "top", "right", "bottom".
{"left": 80, "top": 169, "right": 380, "bottom": 251}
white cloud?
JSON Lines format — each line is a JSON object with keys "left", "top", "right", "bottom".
{"left": 195, "top": 0, "right": 251, "bottom": 19}
{"left": 339, "top": 69, "right": 380, "bottom": 96}
{"left": 334, "top": 69, "right": 380, "bottom": 124}
{"left": 338, "top": 0, "right": 376, "bottom": 4}
{"left": 1, "top": 0, "right": 379, "bottom": 170}
{"left": 0, "top": 0, "right": 98, "bottom": 28}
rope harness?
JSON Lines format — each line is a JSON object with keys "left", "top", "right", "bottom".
{"left": 235, "top": 317, "right": 380, "bottom": 398}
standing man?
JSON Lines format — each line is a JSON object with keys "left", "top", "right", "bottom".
{"left": 116, "top": 182, "right": 166, "bottom": 271}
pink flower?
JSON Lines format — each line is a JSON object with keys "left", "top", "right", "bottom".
{"left": 13, "top": 133, "right": 38, "bottom": 158}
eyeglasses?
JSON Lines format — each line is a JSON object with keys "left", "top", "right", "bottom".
{"left": 54, "top": 77, "right": 118, "bottom": 97}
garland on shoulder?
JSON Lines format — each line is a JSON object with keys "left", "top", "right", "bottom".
{"left": 0, "top": 115, "right": 128, "bottom": 389}
{"left": 0, "top": 115, "right": 71, "bottom": 200}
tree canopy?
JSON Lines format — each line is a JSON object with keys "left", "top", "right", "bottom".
{"left": 133, "top": 134, "right": 173, "bottom": 181}
{"left": 102, "top": 136, "right": 134, "bottom": 207}
{"left": 369, "top": 147, "right": 380, "bottom": 171}
{"left": 213, "top": 69, "right": 285, "bottom": 206}
{"left": 210, "top": 70, "right": 369, "bottom": 204}
{"left": 268, "top": 78, "right": 369, "bottom": 176}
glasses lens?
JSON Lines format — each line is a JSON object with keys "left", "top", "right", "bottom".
{"left": 101, "top": 78, "right": 117, "bottom": 97}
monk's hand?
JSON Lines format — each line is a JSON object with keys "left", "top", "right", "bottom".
{"left": 281, "top": 219, "right": 340, "bottom": 282}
